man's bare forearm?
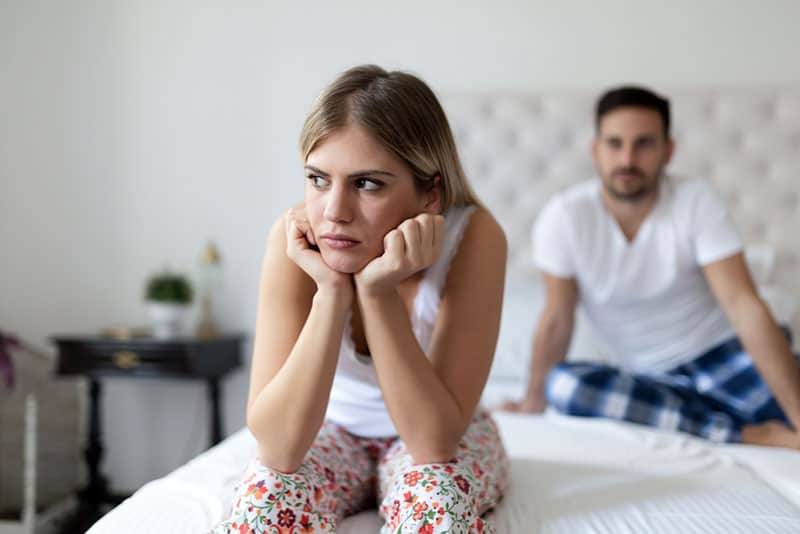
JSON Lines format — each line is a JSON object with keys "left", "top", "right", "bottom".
{"left": 523, "top": 311, "right": 574, "bottom": 402}
{"left": 730, "top": 295, "right": 800, "bottom": 428}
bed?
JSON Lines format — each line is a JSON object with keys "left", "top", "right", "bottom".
{"left": 87, "top": 88, "right": 800, "bottom": 533}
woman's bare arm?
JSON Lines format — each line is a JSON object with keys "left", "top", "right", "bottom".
{"left": 356, "top": 208, "right": 506, "bottom": 463}
{"left": 246, "top": 213, "right": 351, "bottom": 473}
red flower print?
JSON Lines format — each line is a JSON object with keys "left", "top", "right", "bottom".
{"left": 404, "top": 470, "right": 424, "bottom": 486}
{"left": 418, "top": 523, "right": 434, "bottom": 534}
{"left": 454, "top": 474, "right": 470, "bottom": 494}
{"left": 237, "top": 523, "right": 251, "bottom": 534}
{"left": 364, "top": 443, "right": 382, "bottom": 459}
{"left": 277, "top": 508, "right": 296, "bottom": 527}
{"left": 412, "top": 502, "right": 429, "bottom": 521}
{"left": 472, "top": 461, "right": 484, "bottom": 478}
{"left": 324, "top": 467, "right": 336, "bottom": 484}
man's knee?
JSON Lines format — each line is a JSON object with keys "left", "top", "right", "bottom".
{"left": 544, "top": 364, "right": 582, "bottom": 413}
{"left": 545, "top": 363, "right": 618, "bottom": 416}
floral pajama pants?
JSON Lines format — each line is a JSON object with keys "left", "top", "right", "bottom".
{"left": 209, "top": 410, "right": 508, "bottom": 533}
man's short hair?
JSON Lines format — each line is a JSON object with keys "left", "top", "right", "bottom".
{"left": 596, "top": 86, "right": 671, "bottom": 137}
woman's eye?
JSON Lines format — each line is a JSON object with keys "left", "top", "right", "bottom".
{"left": 307, "top": 175, "right": 329, "bottom": 188}
{"left": 354, "top": 178, "right": 382, "bottom": 191}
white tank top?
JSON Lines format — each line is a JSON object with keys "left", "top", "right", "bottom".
{"left": 324, "top": 206, "right": 476, "bottom": 437}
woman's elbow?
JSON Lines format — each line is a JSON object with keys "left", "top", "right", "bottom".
{"left": 409, "top": 449, "right": 458, "bottom": 465}
{"left": 247, "top": 416, "right": 305, "bottom": 473}
{"left": 407, "top": 433, "right": 461, "bottom": 465}
{"left": 256, "top": 447, "right": 304, "bottom": 474}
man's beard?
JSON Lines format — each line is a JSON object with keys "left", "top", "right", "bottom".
{"left": 603, "top": 166, "right": 661, "bottom": 203}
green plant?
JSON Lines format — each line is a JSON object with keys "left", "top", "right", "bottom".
{"left": 145, "top": 271, "right": 194, "bottom": 304}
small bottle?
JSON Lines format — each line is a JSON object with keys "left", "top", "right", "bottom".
{"left": 195, "top": 241, "right": 222, "bottom": 339}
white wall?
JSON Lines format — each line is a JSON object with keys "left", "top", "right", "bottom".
{"left": 2, "top": 0, "right": 799, "bottom": 492}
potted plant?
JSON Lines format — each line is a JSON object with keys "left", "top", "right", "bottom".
{"left": 144, "top": 271, "right": 194, "bottom": 339}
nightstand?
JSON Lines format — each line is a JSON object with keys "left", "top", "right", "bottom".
{"left": 51, "top": 334, "right": 244, "bottom": 533}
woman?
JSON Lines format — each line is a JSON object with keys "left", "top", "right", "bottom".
{"left": 213, "top": 65, "right": 508, "bottom": 533}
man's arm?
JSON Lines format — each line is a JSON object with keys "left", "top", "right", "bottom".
{"left": 704, "top": 252, "right": 800, "bottom": 430}
{"left": 501, "top": 273, "right": 578, "bottom": 413}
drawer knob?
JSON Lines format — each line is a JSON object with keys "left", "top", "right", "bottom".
{"left": 112, "top": 351, "right": 140, "bottom": 369}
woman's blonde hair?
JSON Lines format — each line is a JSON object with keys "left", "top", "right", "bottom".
{"left": 299, "top": 65, "right": 480, "bottom": 211}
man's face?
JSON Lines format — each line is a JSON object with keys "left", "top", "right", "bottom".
{"left": 592, "top": 107, "right": 674, "bottom": 203}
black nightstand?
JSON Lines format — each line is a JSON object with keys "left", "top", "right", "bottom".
{"left": 51, "top": 334, "right": 244, "bottom": 533}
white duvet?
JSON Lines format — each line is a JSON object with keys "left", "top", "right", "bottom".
{"left": 88, "top": 384, "right": 800, "bottom": 534}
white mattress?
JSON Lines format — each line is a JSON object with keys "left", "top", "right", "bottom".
{"left": 88, "top": 380, "right": 800, "bottom": 533}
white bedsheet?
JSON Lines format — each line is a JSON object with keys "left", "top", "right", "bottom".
{"left": 88, "top": 382, "right": 800, "bottom": 533}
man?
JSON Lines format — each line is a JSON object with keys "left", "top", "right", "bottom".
{"left": 502, "top": 86, "right": 800, "bottom": 449}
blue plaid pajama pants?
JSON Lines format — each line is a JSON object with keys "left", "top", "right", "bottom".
{"left": 545, "top": 330, "right": 798, "bottom": 443}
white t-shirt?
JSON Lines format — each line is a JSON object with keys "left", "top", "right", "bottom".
{"left": 533, "top": 177, "right": 742, "bottom": 373}
{"left": 325, "top": 206, "right": 476, "bottom": 437}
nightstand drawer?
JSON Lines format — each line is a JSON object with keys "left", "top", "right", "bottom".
{"left": 85, "top": 345, "right": 189, "bottom": 374}
{"left": 52, "top": 335, "right": 243, "bottom": 379}
{"left": 56, "top": 342, "right": 188, "bottom": 376}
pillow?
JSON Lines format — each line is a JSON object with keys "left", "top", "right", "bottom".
{"left": 744, "top": 244, "right": 798, "bottom": 344}
{"left": 489, "top": 275, "right": 610, "bottom": 381}
{"left": 490, "top": 244, "right": 797, "bottom": 383}
{"left": 744, "top": 244, "right": 776, "bottom": 286}
{"left": 759, "top": 285, "right": 798, "bottom": 328}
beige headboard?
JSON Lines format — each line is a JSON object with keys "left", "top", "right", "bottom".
{"left": 444, "top": 89, "right": 800, "bottom": 336}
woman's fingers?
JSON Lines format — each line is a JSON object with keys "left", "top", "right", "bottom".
{"left": 412, "top": 214, "right": 444, "bottom": 265}
{"left": 432, "top": 214, "right": 444, "bottom": 251}
{"left": 398, "top": 218, "right": 421, "bottom": 265}
{"left": 286, "top": 207, "right": 316, "bottom": 248}
{"left": 383, "top": 229, "right": 406, "bottom": 261}
{"left": 417, "top": 214, "right": 434, "bottom": 249}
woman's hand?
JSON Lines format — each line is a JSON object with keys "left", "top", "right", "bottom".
{"left": 355, "top": 214, "right": 445, "bottom": 295}
{"left": 284, "top": 206, "right": 353, "bottom": 297}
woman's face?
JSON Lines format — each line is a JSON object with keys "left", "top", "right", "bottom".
{"left": 304, "top": 123, "right": 437, "bottom": 273}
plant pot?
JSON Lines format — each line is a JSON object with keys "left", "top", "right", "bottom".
{"left": 146, "top": 302, "right": 190, "bottom": 339}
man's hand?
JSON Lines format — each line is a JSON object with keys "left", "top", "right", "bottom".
{"left": 742, "top": 420, "right": 800, "bottom": 450}
{"left": 285, "top": 206, "right": 353, "bottom": 296}
{"left": 497, "top": 395, "right": 547, "bottom": 414}
{"left": 355, "top": 214, "right": 445, "bottom": 295}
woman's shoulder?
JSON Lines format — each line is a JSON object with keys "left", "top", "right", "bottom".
{"left": 449, "top": 206, "right": 507, "bottom": 270}
{"left": 437, "top": 205, "right": 506, "bottom": 309}
{"left": 462, "top": 206, "right": 507, "bottom": 251}
{"left": 265, "top": 211, "right": 287, "bottom": 248}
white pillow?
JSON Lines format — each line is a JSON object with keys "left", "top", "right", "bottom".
{"left": 744, "top": 244, "right": 797, "bottom": 343}
{"left": 489, "top": 275, "right": 609, "bottom": 382}
{"left": 745, "top": 244, "right": 776, "bottom": 286}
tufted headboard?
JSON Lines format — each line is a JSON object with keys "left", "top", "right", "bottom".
{"left": 443, "top": 89, "right": 800, "bottom": 337}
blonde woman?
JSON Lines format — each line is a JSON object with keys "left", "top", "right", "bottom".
{"left": 212, "top": 65, "right": 508, "bottom": 534}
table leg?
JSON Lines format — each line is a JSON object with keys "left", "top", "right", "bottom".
{"left": 57, "top": 378, "right": 126, "bottom": 533}
{"left": 208, "top": 378, "right": 222, "bottom": 446}
{"left": 85, "top": 378, "right": 108, "bottom": 504}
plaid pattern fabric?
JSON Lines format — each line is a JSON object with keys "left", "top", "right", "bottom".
{"left": 545, "top": 331, "right": 796, "bottom": 443}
